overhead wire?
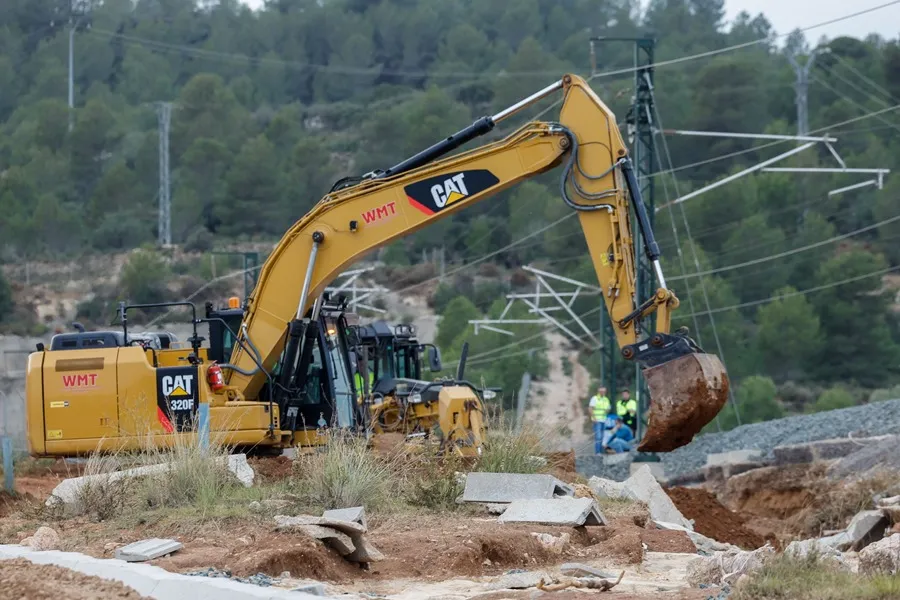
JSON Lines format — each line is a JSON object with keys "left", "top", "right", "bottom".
{"left": 830, "top": 52, "right": 898, "bottom": 104}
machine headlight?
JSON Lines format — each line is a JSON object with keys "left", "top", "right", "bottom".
{"left": 483, "top": 390, "right": 497, "bottom": 400}
{"left": 409, "top": 392, "right": 423, "bottom": 404}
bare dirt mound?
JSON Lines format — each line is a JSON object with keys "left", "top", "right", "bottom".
{"left": 721, "top": 464, "right": 825, "bottom": 519}
{"left": 0, "top": 558, "right": 149, "bottom": 599}
{"left": 640, "top": 527, "right": 697, "bottom": 553}
{"left": 247, "top": 456, "right": 293, "bottom": 483}
{"left": 666, "top": 487, "right": 765, "bottom": 549}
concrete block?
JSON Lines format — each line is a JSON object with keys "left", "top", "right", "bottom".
{"left": 705, "top": 449, "right": 762, "bottom": 467}
{"left": 290, "top": 582, "right": 327, "bottom": 596}
{"left": 860, "top": 533, "right": 900, "bottom": 575}
{"left": 773, "top": 444, "right": 814, "bottom": 466}
{"left": 226, "top": 454, "right": 255, "bottom": 487}
{"left": 274, "top": 514, "right": 365, "bottom": 536}
{"left": 462, "top": 473, "right": 573, "bottom": 503}
{"left": 345, "top": 533, "right": 385, "bottom": 563}
{"left": 810, "top": 439, "right": 862, "bottom": 461}
{"left": 287, "top": 524, "right": 355, "bottom": 556}
{"left": 624, "top": 466, "right": 692, "bottom": 530}
{"left": 725, "top": 462, "right": 765, "bottom": 478}
{"left": 498, "top": 497, "right": 606, "bottom": 526}
{"left": 322, "top": 506, "right": 367, "bottom": 531}
{"left": 665, "top": 470, "right": 706, "bottom": 488}
{"left": 115, "top": 538, "right": 183, "bottom": 562}
{"left": 587, "top": 476, "right": 635, "bottom": 500}
{"left": 844, "top": 510, "right": 889, "bottom": 551}
{"left": 559, "top": 563, "right": 617, "bottom": 578}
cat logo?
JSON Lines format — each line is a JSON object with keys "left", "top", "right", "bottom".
{"left": 161, "top": 374, "right": 193, "bottom": 398}
{"left": 405, "top": 169, "right": 500, "bottom": 215}
{"left": 156, "top": 367, "right": 199, "bottom": 433}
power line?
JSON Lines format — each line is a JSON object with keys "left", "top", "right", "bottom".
{"left": 831, "top": 52, "right": 898, "bottom": 104}
{"left": 812, "top": 73, "right": 900, "bottom": 135}
{"left": 669, "top": 213, "right": 900, "bottom": 281}
{"left": 677, "top": 264, "right": 900, "bottom": 319}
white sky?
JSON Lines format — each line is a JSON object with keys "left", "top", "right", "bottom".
{"left": 724, "top": 0, "right": 899, "bottom": 41}
{"left": 240, "top": 1, "right": 900, "bottom": 42}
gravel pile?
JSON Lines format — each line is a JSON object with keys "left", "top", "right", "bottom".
{"left": 662, "top": 398, "right": 900, "bottom": 479}
{"left": 576, "top": 399, "right": 900, "bottom": 481}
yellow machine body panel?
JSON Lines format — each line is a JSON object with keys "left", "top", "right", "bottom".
{"left": 42, "top": 349, "right": 120, "bottom": 442}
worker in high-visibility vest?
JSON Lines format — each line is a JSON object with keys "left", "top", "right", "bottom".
{"left": 354, "top": 370, "right": 375, "bottom": 404}
{"left": 588, "top": 386, "right": 612, "bottom": 454}
{"left": 616, "top": 388, "right": 638, "bottom": 433}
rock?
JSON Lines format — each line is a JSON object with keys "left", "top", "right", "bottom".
{"left": 587, "top": 476, "right": 635, "bottom": 500}
{"left": 290, "top": 523, "right": 356, "bottom": 556}
{"left": 290, "top": 582, "right": 327, "bottom": 596}
{"left": 226, "top": 454, "right": 255, "bottom": 487}
{"left": 485, "top": 503, "right": 508, "bottom": 515}
{"left": 103, "top": 542, "right": 122, "bottom": 554}
{"left": 248, "top": 501, "right": 263, "bottom": 512}
{"left": 323, "top": 506, "right": 367, "bottom": 531}
{"left": 560, "top": 563, "right": 617, "bottom": 578}
{"left": 844, "top": 510, "right": 889, "bottom": 551}
{"left": 881, "top": 504, "right": 900, "bottom": 525}
{"left": 463, "top": 473, "right": 573, "bottom": 503}
{"left": 784, "top": 538, "right": 851, "bottom": 570}
{"left": 345, "top": 533, "right": 385, "bottom": 563}
{"left": 115, "top": 538, "right": 183, "bottom": 562}
{"left": 498, "top": 497, "right": 606, "bottom": 526}
{"left": 488, "top": 570, "right": 551, "bottom": 590}
{"left": 530, "top": 532, "right": 569, "bottom": 554}
{"left": 686, "top": 546, "right": 775, "bottom": 587}
{"left": 22, "top": 526, "right": 60, "bottom": 551}
{"left": 274, "top": 514, "right": 366, "bottom": 536}
{"left": 877, "top": 494, "right": 900, "bottom": 507}
{"left": 860, "top": 533, "right": 900, "bottom": 574}
{"left": 624, "top": 466, "right": 692, "bottom": 530}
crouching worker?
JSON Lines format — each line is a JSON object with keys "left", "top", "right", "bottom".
{"left": 606, "top": 416, "right": 634, "bottom": 453}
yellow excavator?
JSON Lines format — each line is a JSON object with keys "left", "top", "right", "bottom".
{"left": 24, "top": 73, "right": 728, "bottom": 457}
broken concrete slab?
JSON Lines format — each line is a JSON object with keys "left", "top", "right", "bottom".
{"left": 47, "top": 453, "right": 255, "bottom": 508}
{"left": 462, "top": 473, "right": 574, "bottom": 503}
{"left": 323, "top": 506, "right": 367, "bottom": 531}
{"left": 488, "top": 570, "right": 551, "bottom": 590}
{"left": 115, "top": 538, "right": 183, "bottom": 562}
{"left": 345, "top": 533, "right": 385, "bottom": 563}
{"left": 844, "top": 510, "right": 889, "bottom": 551}
{"left": 290, "top": 523, "right": 356, "bottom": 556}
{"left": 705, "top": 449, "right": 762, "bottom": 467}
{"left": 560, "top": 563, "right": 617, "bottom": 578}
{"left": 629, "top": 461, "right": 664, "bottom": 480}
{"left": 624, "top": 466, "right": 692, "bottom": 530}
{"left": 498, "top": 497, "right": 606, "bottom": 526}
{"left": 274, "top": 514, "right": 366, "bottom": 536}
{"left": 773, "top": 444, "right": 814, "bottom": 466}
{"left": 290, "top": 582, "right": 327, "bottom": 596}
{"left": 686, "top": 546, "right": 775, "bottom": 587}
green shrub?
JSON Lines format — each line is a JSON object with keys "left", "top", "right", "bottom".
{"left": 476, "top": 424, "right": 546, "bottom": 474}
{"left": 869, "top": 385, "right": 900, "bottom": 402}
{"left": 813, "top": 386, "right": 856, "bottom": 413}
{"left": 119, "top": 249, "right": 170, "bottom": 306}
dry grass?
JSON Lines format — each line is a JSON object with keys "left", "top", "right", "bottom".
{"left": 800, "top": 471, "right": 900, "bottom": 537}
{"left": 475, "top": 422, "right": 547, "bottom": 475}
{"left": 291, "top": 431, "right": 405, "bottom": 512}
{"left": 407, "top": 450, "right": 466, "bottom": 512}
{"left": 733, "top": 553, "right": 900, "bottom": 600}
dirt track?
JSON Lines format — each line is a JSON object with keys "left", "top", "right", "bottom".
{"left": 0, "top": 558, "right": 148, "bottom": 599}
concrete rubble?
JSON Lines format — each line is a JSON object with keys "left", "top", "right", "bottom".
{"left": 859, "top": 533, "right": 900, "bottom": 575}
{"left": 274, "top": 513, "right": 383, "bottom": 563}
{"left": 530, "top": 532, "right": 569, "bottom": 554}
{"left": 686, "top": 545, "right": 775, "bottom": 587}
{"left": 622, "top": 466, "right": 693, "bottom": 530}
{"left": 115, "top": 538, "right": 183, "bottom": 562}
{"left": 587, "top": 476, "right": 636, "bottom": 500}
{"left": 462, "top": 473, "right": 574, "bottom": 503}
{"left": 652, "top": 520, "right": 736, "bottom": 554}
{"left": 46, "top": 453, "right": 255, "bottom": 509}
{"left": 783, "top": 538, "right": 851, "bottom": 570}
{"left": 323, "top": 506, "right": 367, "bottom": 530}
{"left": 498, "top": 497, "right": 606, "bottom": 526}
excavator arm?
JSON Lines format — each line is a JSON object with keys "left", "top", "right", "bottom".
{"left": 224, "top": 74, "right": 728, "bottom": 452}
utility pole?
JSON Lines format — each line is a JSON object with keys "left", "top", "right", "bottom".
{"left": 787, "top": 46, "right": 829, "bottom": 136}
{"left": 157, "top": 102, "right": 172, "bottom": 247}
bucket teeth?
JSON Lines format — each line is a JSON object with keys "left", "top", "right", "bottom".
{"left": 637, "top": 353, "right": 729, "bottom": 453}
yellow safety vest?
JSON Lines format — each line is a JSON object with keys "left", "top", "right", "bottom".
{"left": 355, "top": 371, "right": 374, "bottom": 400}
{"left": 591, "top": 395, "right": 611, "bottom": 421}
{"left": 617, "top": 398, "right": 637, "bottom": 415}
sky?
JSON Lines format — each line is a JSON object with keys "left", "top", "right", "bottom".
{"left": 724, "top": 0, "right": 900, "bottom": 42}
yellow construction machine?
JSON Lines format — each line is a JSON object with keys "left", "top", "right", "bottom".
{"left": 24, "top": 73, "right": 729, "bottom": 457}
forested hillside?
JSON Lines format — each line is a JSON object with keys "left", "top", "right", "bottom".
{"left": 2, "top": 0, "right": 900, "bottom": 423}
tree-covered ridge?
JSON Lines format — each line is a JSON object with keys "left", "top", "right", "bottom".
{"left": 2, "top": 0, "right": 900, "bottom": 417}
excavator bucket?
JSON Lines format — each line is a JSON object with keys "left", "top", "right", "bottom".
{"left": 637, "top": 353, "right": 729, "bottom": 452}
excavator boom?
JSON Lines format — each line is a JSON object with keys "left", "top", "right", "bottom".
{"left": 224, "top": 74, "right": 728, "bottom": 452}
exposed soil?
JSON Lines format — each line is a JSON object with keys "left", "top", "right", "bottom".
{"left": 247, "top": 456, "right": 294, "bottom": 483}
{"left": 721, "top": 464, "right": 826, "bottom": 519}
{"left": 640, "top": 528, "right": 697, "bottom": 553}
{"left": 666, "top": 486, "right": 765, "bottom": 550}
{"left": 0, "top": 558, "right": 149, "bottom": 599}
